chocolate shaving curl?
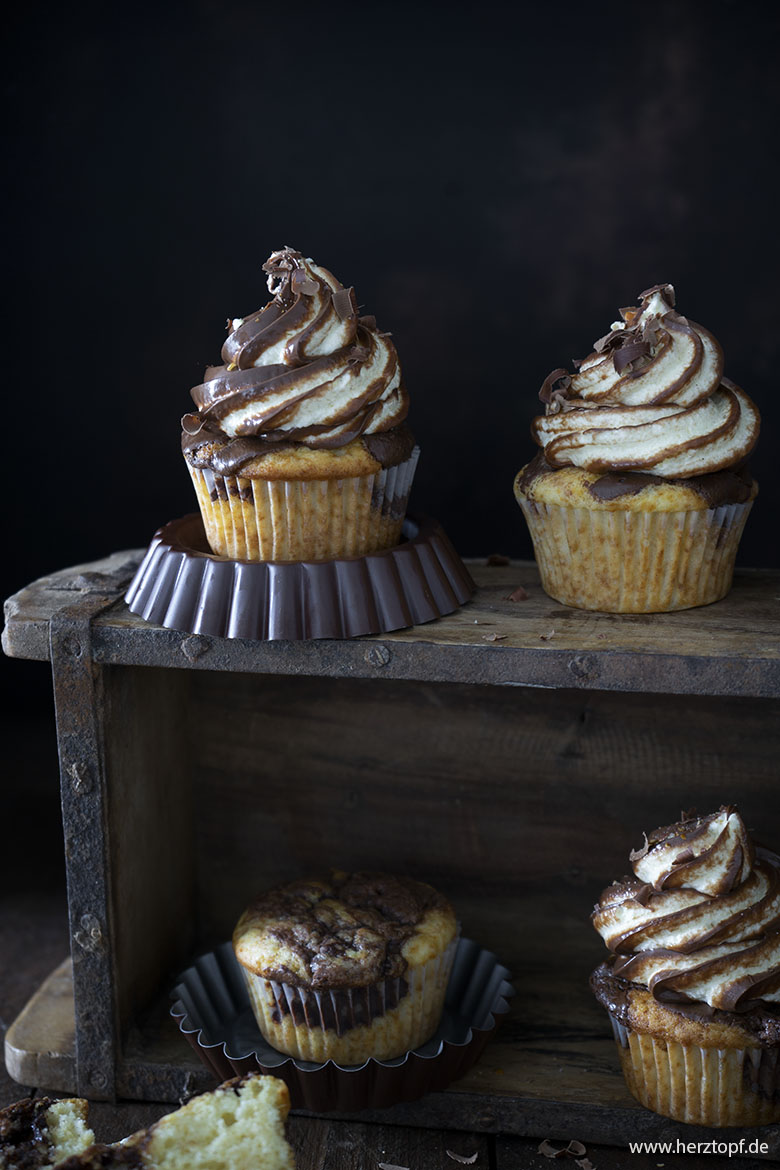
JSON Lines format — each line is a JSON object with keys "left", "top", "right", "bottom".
{"left": 639, "top": 281, "right": 676, "bottom": 306}
{"left": 262, "top": 246, "right": 308, "bottom": 300}
{"left": 613, "top": 339, "right": 651, "bottom": 374}
{"left": 640, "top": 314, "right": 665, "bottom": 345}
{"left": 630, "top": 882, "right": 653, "bottom": 907}
{"left": 181, "top": 412, "right": 205, "bottom": 435}
{"left": 332, "top": 287, "right": 357, "bottom": 321}
{"left": 537, "top": 1139, "right": 589, "bottom": 1159}
{"left": 539, "top": 368, "right": 572, "bottom": 413}
{"left": 592, "top": 330, "right": 618, "bottom": 354}
{"left": 629, "top": 832, "right": 650, "bottom": 862}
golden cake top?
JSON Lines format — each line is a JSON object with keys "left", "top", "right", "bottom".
{"left": 233, "top": 871, "right": 457, "bottom": 989}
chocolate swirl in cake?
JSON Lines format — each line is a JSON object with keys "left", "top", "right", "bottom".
{"left": 533, "top": 285, "right": 760, "bottom": 477}
{"left": 592, "top": 807, "right": 780, "bottom": 1012}
{"left": 183, "top": 248, "right": 408, "bottom": 450}
{"left": 234, "top": 871, "right": 452, "bottom": 989}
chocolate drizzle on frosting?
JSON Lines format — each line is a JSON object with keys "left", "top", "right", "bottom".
{"left": 183, "top": 247, "right": 409, "bottom": 452}
{"left": 182, "top": 418, "right": 416, "bottom": 477}
{"left": 592, "top": 807, "right": 780, "bottom": 1014}
{"left": 590, "top": 962, "right": 780, "bottom": 1046}
{"left": 531, "top": 285, "right": 760, "bottom": 478}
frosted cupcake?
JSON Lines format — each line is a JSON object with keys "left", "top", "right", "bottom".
{"left": 182, "top": 248, "right": 418, "bottom": 562}
{"left": 233, "top": 871, "right": 458, "bottom": 1064}
{"left": 591, "top": 806, "right": 780, "bottom": 1126}
{"left": 514, "top": 284, "right": 759, "bottom": 612}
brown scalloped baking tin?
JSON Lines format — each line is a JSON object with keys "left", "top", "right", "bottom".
{"left": 170, "top": 938, "right": 513, "bottom": 1112}
{"left": 124, "top": 513, "right": 474, "bottom": 640}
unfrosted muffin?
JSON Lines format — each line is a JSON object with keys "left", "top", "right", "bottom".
{"left": 0, "top": 1096, "right": 95, "bottom": 1168}
{"left": 233, "top": 871, "right": 458, "bottom": 1064}
{"left": 182, "top": 248, "right": 418, "bottom": 562}
{"left": 52, "top": 1074, "right": 294, "bottom": 1169}
{"left": 591, "top": 806, "right": 780, "bottom": 1126}
{"left": 514, "top": 284, "right": 759, "bottom": 612}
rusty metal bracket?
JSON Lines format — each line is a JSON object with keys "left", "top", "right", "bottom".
{"left": 49, "top": 592, "right": 121, "bottom": 1101}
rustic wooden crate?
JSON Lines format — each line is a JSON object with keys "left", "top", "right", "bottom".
{"left": 3, "top": 551, "right": 779, "bottom": 1155}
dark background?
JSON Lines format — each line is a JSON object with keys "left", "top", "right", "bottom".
{"left": 3, "top": 0, "right": 779, "bottom": 717}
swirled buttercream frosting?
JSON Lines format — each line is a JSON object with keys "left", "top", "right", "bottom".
{"left": 183, "top": 247, "right": 408, "bottom": 450}
{"left": 533, "top": 285, "right": 760, "bottom": 477}
{"left": 592, "top": 807, "right": 780, "bottom": 1012}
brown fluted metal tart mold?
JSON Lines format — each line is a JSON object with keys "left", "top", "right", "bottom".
{"left": 125, "top": 513, "right": 474, "bottom": 640}
{"left": 170, "top": 938, "right": 513, "bottom": 1112}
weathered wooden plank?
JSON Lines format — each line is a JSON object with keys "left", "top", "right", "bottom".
{"left": 86, "top": 559, "right": 780, "bottom": 698}
{"left": 102, "top": 665, "right": 196, "bottom": 1038}
{"left": 3, "top": 959, "right": 75, "bottom": 1092}
{"left": 2, "top": 552, "right": 141, "bottom": 662}
{"left": 287, "top": 1117, "right": 490, "bottom": 1170}
{"left": 4, "top": 556, "right": 779, "bottom": 697}
{"left": 189, "top": 672, "right": 780, "bottom": 943}
{"left": 50, "top": 598, "right": 120, "bottom": 1102}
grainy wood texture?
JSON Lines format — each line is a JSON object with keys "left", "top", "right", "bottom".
{"left": 287, "top": 1117, "right": 490, "bottom": 1170}
{"left": 4, "top": 959, "right": 75, "bottom": 1091}
{"left": 102, "top": 665, "right": 195, "bottom": 1039}
{"left": 2, "top": 553, "right": 779, "bottom": 1159}
{"left": 50, "top": 596, "right": 119, "bottom": 1101}
{"left": 4, "top": 556, "right": 779, "bottom": 697}
{"left": 188, "top": 673, "right": 780, "bottom": 938}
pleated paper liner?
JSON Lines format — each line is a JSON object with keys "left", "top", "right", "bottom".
{"left": 124, "top": 513, "right": 474, "bottom": 640}
{"left": 170, "top": 938, "right": 513, "bottom": 1112}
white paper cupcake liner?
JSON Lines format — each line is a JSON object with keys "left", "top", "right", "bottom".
{"left": 608, "top": 1012, "right": 780, "bottom": 1126}
{"left": 517, "top": 497, "right": 753, "bottom": 612}
{"left": 188, "top": 448, "right": 419, "bottom": 562}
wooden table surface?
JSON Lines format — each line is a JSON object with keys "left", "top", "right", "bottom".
{"left": 0, "top": 718, "right": 771, "bottom": 1170}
